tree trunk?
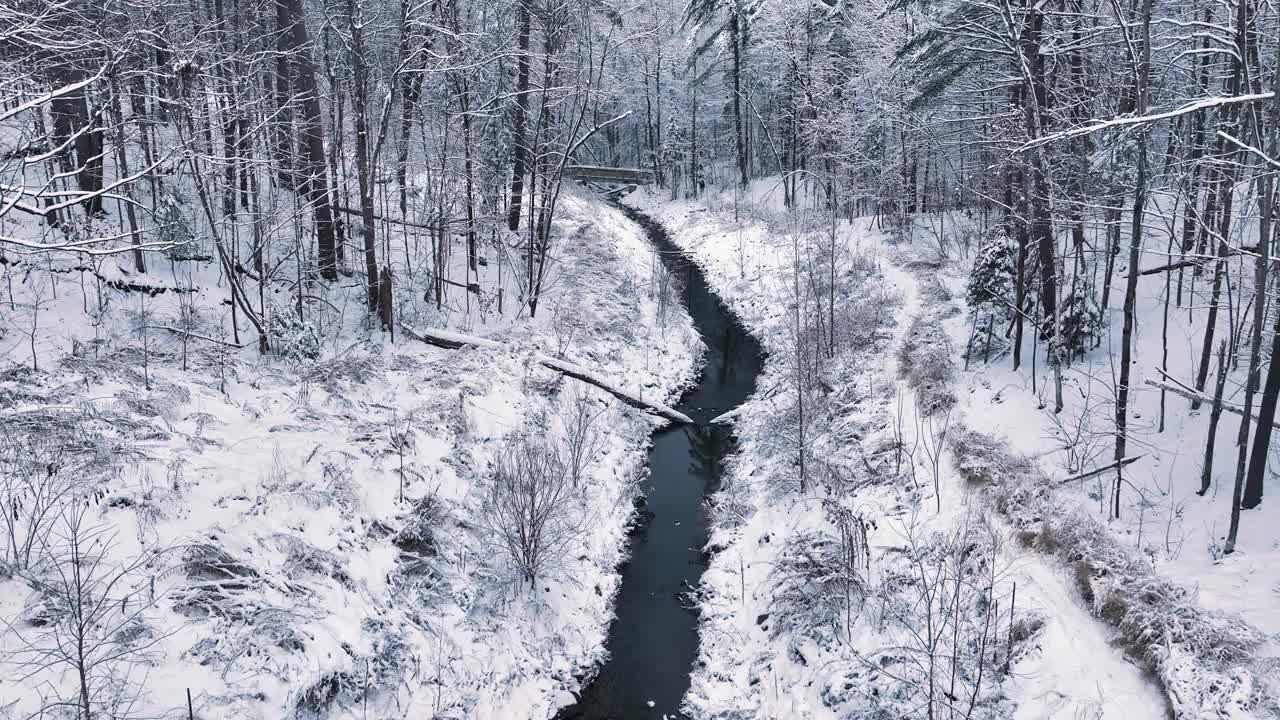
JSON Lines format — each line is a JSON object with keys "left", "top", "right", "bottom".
{"left": 109, "top": 76, "right": 145, "bottom": 272}
{"left": 1012, "top": 165, "right": 1028, "bottom": 372}
{"left": 348, "top": 0, "right": 381, "bottom": 312}
{"left": 396, "top": 2, "right": 436, "bottom": 217}
{"left": 49, "top": 65, "right": 105, "bottom": 217}
{"left": 278, "top": 0, "right": 339, "bottom": 280}
{"left": 1202, "top": 343, "right": 1229, "bottom": 495}
{"left": 507, "top": 0, "right": 531, "bottom": 231}
{"left": 730, "top": 6, "right": 748, "bottom": 189}
{"left": 1241, "top": 29, "right": 1280, "bottom": 511}
{"left": 1113, "top": 0, "right": 1152, "bottom": 520}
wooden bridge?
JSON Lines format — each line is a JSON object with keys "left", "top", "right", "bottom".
{"left": 564, "top": 165, "right": 655, "bottom": 187}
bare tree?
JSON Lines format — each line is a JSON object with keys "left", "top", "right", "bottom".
{"left": 480, "top": 430, "right": 582, "bottom": 586}
{"left": 2, "top": 502, "right": 168, "bottom": 719}
{"left": 0, "top": 433, "right": 86, "bottom": 572}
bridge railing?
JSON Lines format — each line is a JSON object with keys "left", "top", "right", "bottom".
{"left": 563, "top": 165, "right": 655, "bottom": 185}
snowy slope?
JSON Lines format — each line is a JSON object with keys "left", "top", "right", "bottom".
{"left": 0, "top": 192, "right": 700, "bottom": 719}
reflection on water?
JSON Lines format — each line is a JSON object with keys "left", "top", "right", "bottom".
{"left": 686, "top": 424, "right": 731, "bottom": 484}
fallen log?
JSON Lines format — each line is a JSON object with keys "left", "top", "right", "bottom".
{"left": 1143, "top": 378, "right": 1280, "bottom": 431}
{"left": 400, "top": 324, "right": 693, "bottom": 425}
{"left": 1058, "top": 454, "right": 1145, "bottom": 485}
{"left": 1137, "top": 258, "right": 1201, "bottom": 276}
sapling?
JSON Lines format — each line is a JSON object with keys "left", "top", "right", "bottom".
{"left": 3, "top": 502, "right": 169, "bottom": 719}
{"left": 561, "top": 385, "right": 606, "bottom": 488}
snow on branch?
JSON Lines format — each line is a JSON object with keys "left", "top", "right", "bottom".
{"left": 0, "top": 65, "right": 108, "bottom": 125}
{"left": 1017, "top": 92, "right": 1275, "bottom": 151}
{"left": 1144, "top": 379, "right": 1280, "bottom": 430}
{"left": 0, "top": 234, "right": 176, "bottom": 256}
{"left": 1, "top": 150, "right": 176, "bottom": 220}
{"left": 1216, "top": 130, "right": 1280, "bottom": 171}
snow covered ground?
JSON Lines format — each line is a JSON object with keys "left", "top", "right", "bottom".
{"left": 628, "top": 181, "right": 1276, "bottom": 719}
{"left": 903, "top": 202, "right": 1280, "bottom": 716}
{"left": 0, "top": 192, "right": 700, "bottom": 719}
{"left": 922, "top": 213, "right": 1280, "bottom": 636}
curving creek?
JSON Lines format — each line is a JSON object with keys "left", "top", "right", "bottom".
{"left": 555, "top": 207, "right": 764, "bottom": 719}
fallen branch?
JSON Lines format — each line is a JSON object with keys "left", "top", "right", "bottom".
{"left": 1058, "top": 454, "right": 1145, "bottom": 485}
{"left": 709, "top": 407, "right": 741, "bottom": 425}
{"left": 143, "top": 326, "right": 246, "bottom": 349}
{"left": 334, "top": 205, "right": 438, "bottom": 230}
{"left": 400, "top": 324, "right": 693, "bottom": 424}
{"left": 437, "top": 276, "right": 481, "bottom": 294}
{"left": 1133, "top": 244, "right": 1259, "bottom": 276}
{"left": 1143, "top": 379, "right": 1280, "bottom": 430}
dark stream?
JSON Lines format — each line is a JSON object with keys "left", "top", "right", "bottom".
{"left": 555, "top": 207, "right": 763, "bottom": 719}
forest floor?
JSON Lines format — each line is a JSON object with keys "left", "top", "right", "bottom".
{"left": 628, "top": 182, "right": 1278, "bottom": 719}
{"left": 0, "top": 192, "right": 701, "bottom": 719}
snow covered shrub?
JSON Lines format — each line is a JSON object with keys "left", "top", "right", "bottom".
{"left": 61, "top": 344, "right": 155, "bottom": 388}
{"left": 948, "top": 427, "right": 1035, "bottom": 487}
{"left": 3, "top": 502, "right": 167, "bottom": 720}
{"left": 287, "top": 619, "right": 419, "bottom": 715}
{"left": 115, "top": 380, "right": 190, "bottom": 421}
{"left": 1009, "top": 612, "right": 1046, "bottom": 647}
{"left": 315, "top": 353, "right": 385, "bottom": 389}
{"left": 0, "top": 365, "right": 41, "bottom": 409}
{"left": 394, "top": 492, "right": 444, "bottom": 575}
{"left": 965, "top": 229, "right": 1017, "bottom": 313}
{"left": 768, "top": 522, "right": 868, "bottom": 641}
{"left": 550, "top": 305, "right": 579, "bottom": 358}
{"left": 275, "top": 533, "right": 352, "bottom": 589}
{"left": 450, "top": 388, "right": 472, "bottom": 438}
{"left": 1054, "top": 288, "right": 1102, "bottom": 360}
{"left": 963, "top": 229, "right": 1017, "bottom": 363}
{"left": 173, "top": 541, "right": 261, "bottom": 620}
{"left": 293, "top": 672, "right": 349, "bottom": 720}
{"left": 1072, "top": 560, "right": 1095, "bottom": 605}
{"left": 0, "top": 431, "right": 88, "bottom": 571}
{"left": 918, "top": 273, "right": 955, "bottom": 310}
{"left": 1042, "top": 393, "right": 1108, "bottom": 476}
{"left": 181, "top": 542, "right": 257, "bottom": 584}
{"left": 480, "top": 432, "right": 582, "bottom": 585}
{"left": 156, "top": 190, "right": 196, "bottom": 251}
{"left": 269, "top": 307, "right": 322, "bottom": 361}
{"left": 831, "top": 251, "right": 897, "bottom": 353}
{"left": 950, "top": 217, "right": 985, "bottom": 259}
{"left": 898, "top": 315, "right": 956, "bottom": 415}
{"left": 870, "top": 515, "right": 1010, "bottom": 719}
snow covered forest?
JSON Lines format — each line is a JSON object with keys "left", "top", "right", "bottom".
{"left": 2, "top": 0, "right": 1280, "bottom": 717}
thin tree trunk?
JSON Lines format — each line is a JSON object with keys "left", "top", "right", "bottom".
{"left": 1201, "top": 343, "right": 1229, "bottom": 495}
{"left": 507, "top": 0, "right": 531, "bottom": 231}
{"left": 109, "top": 77, "right": 146, "bottom": 272}
{"left": 731, "top": 6, "right": 747, "bottom": 189}
{"left": 348, "top": 0, "right": 380, "bottom": 312}
{"left": 1112, "top": 0, "right": 1152, "bottom": 520}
